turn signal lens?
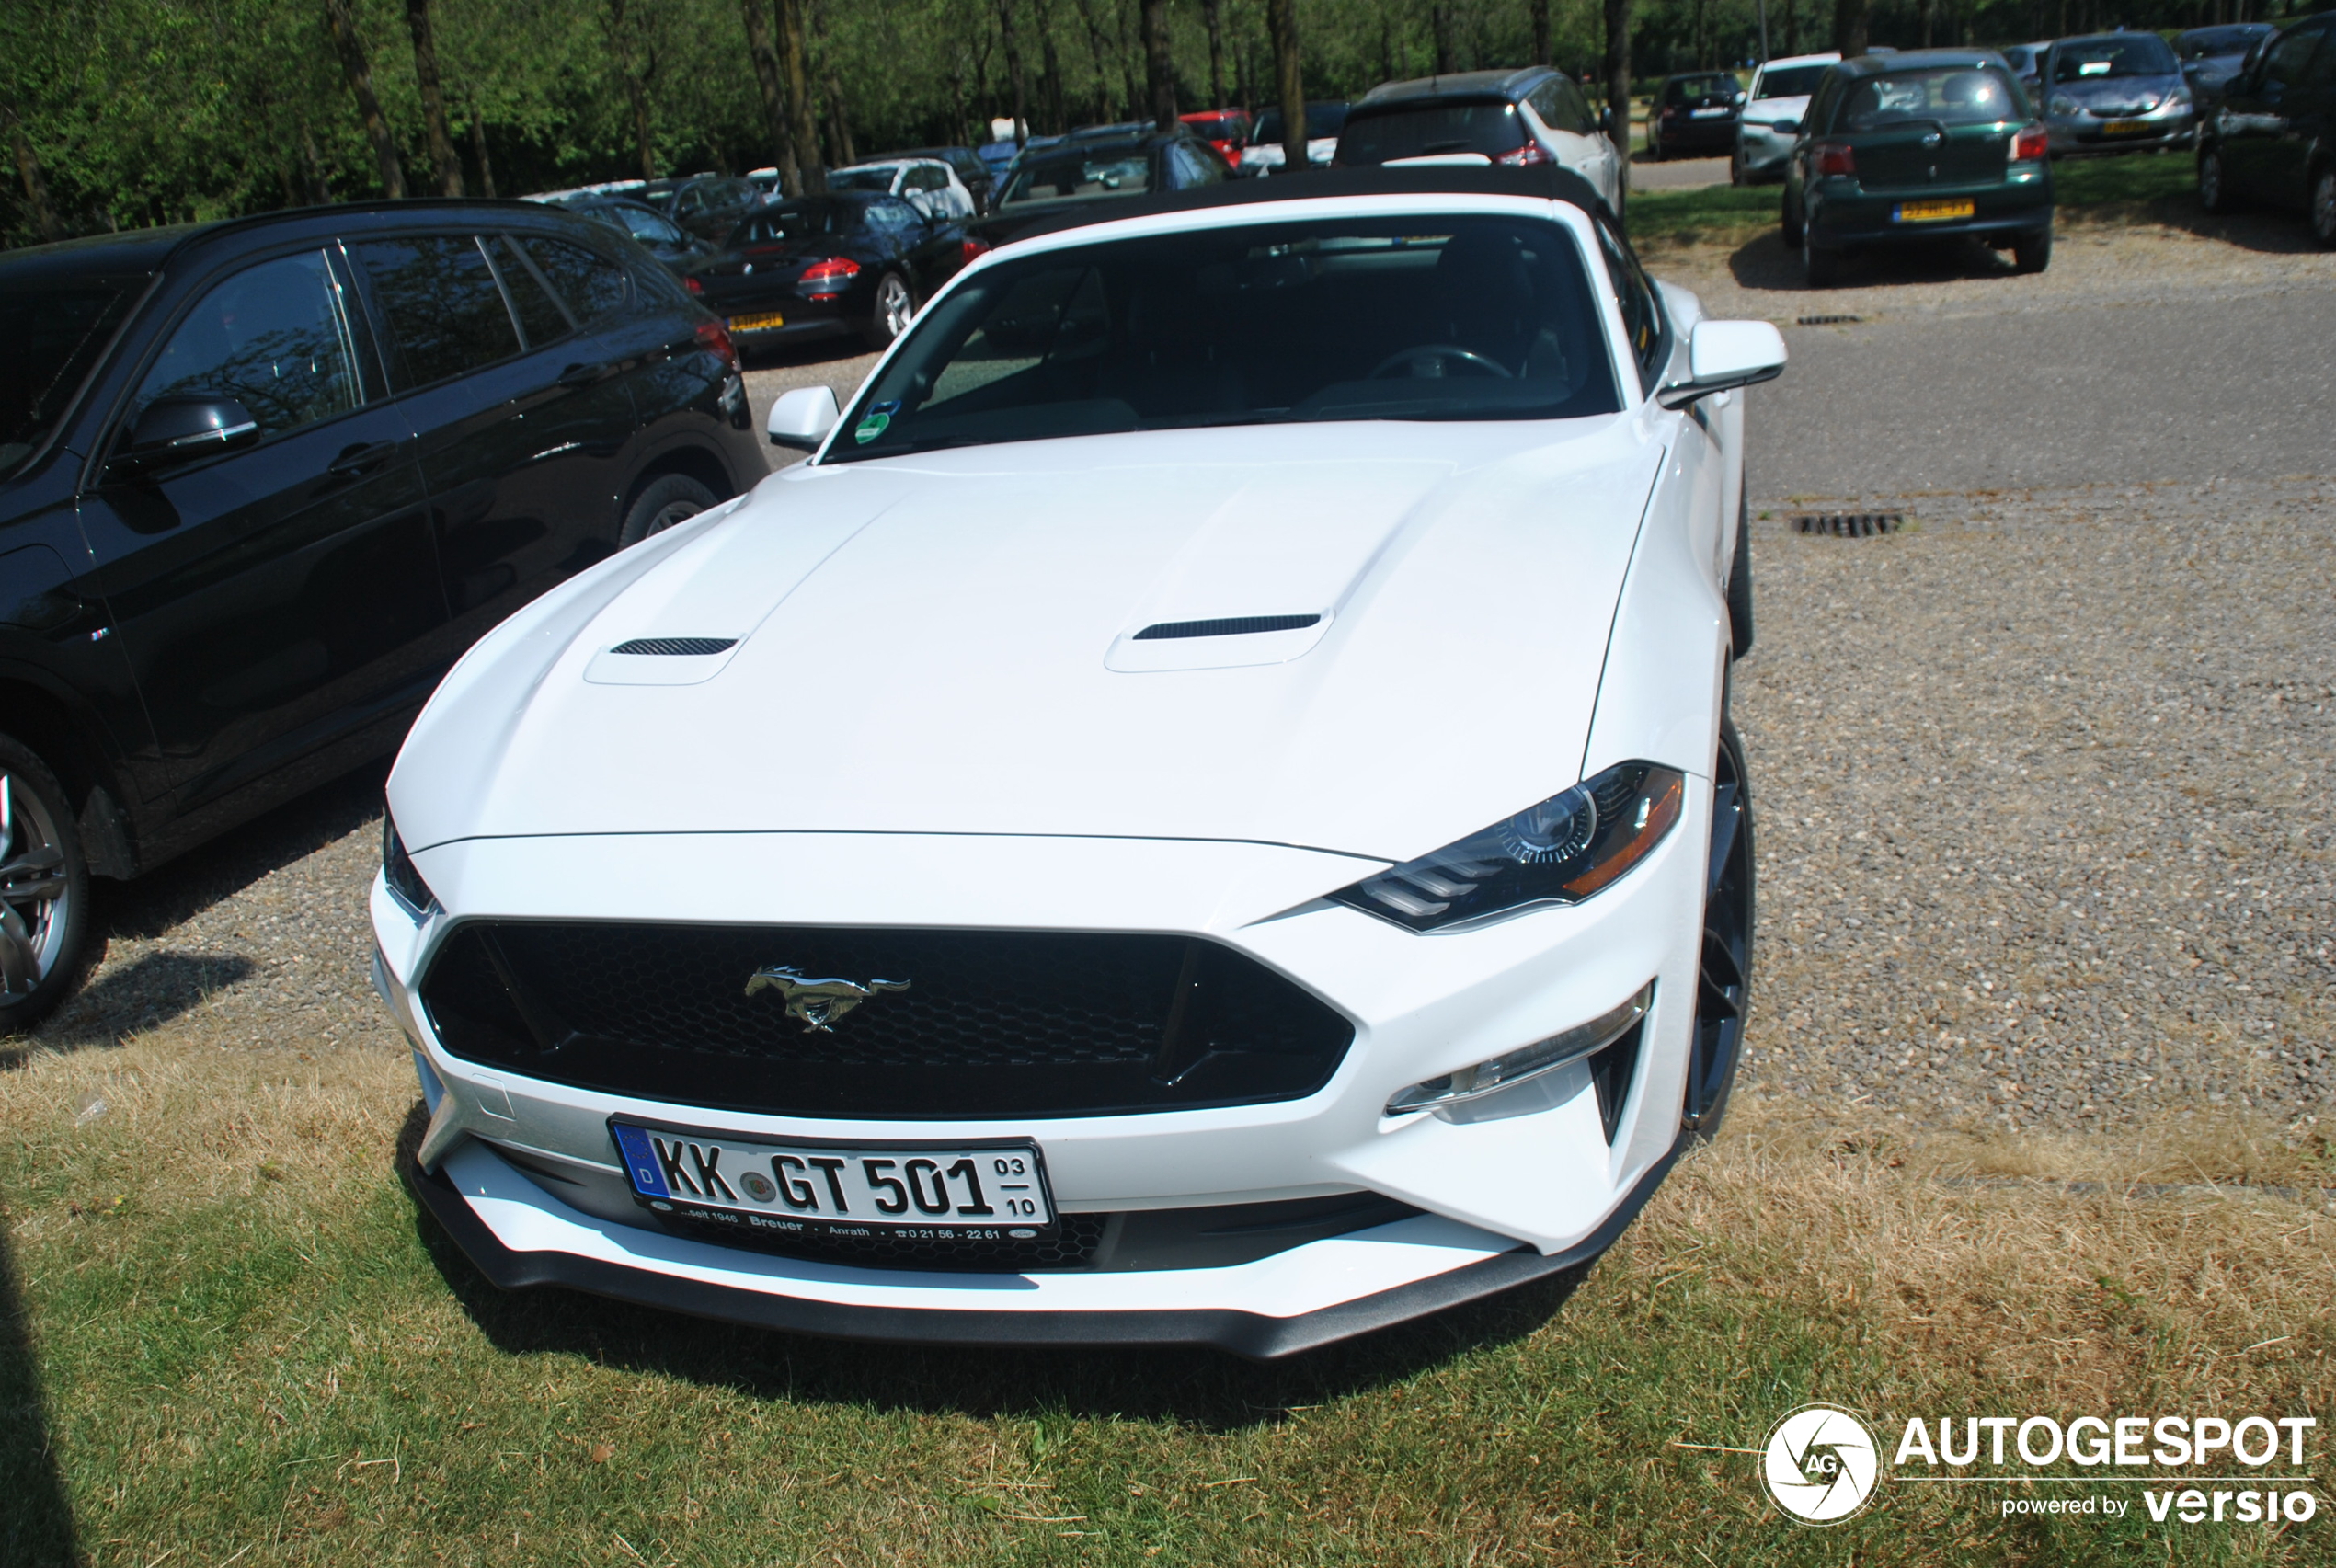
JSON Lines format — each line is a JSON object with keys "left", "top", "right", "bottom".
{"left": 684, "top": 275, "right": 704, "bottom": 295}
{"left": 1387, "top": 982, "right": 1654, "bottom": 1116}
{"left": 800, "top": 257, "right": 862, "bottom": 298}
{"left": 1814, "top": 141, "right": 1857, "bottom": 177}
{"left": 1332, "top": 761, "right": 1687, "bottom": 932}
{"left": 2011, "top": 124, "right": 2048, "bottom": 161}
{"left": 960, "top": 236, "right": 992, "bottom": 265}
{"left": 1494, "top": 140, "right": 1553, "bottom": 166}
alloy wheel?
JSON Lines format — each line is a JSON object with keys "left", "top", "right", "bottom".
{"left": 0, "top": 772, "right": 73, "bottom": 1000}
{"left": 877, "top": 274, "right": 913, "bottom": 340}
{"left": 644, "top": 498, "right": 703, "bottom": 537}
{"left": 1682, "top": 719, "right": 1753, "bottom": 1134}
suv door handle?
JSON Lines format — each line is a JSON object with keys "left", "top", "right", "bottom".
{"left": 558, "top": 361, "right": 613, "bottom": 388}
{"left": 326, "top": 441, "right": 398, "bottom": 478}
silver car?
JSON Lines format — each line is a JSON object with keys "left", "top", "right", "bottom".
{"left": 2041, "top": 32, "right": 2196, "bottom": 155}
{"left": 1734, "top": 52, "right": 1841, "bottom": 184}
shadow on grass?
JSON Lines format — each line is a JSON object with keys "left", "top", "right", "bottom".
{"left": 395, "top": 1104, "right": 1589, "bottom": 1432}
{"left": 0, "top": 1228, "right": 76, "bottom": 1563}
{"left": 5, "top": 951, "right": 259, "bottom": 1062}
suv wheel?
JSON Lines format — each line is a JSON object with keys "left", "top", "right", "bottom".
{"left": 864, "top": 271, "right": 915, "bottom": 349}
{"left": 618, "top": 473, "right": 719, "bottom": 547}
{"left": 0, "top": 736, "right": 93, "bottom": 1033}
{"left": 2311, "top": 164, "right": 2336, "bottom": 249}
{"left": 2198, "top": 145, "right": 2236, "bottom": 214}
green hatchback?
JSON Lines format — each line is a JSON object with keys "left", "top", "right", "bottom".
{"left": 1781, "top": 50, "right": 2055, "bottom": 286}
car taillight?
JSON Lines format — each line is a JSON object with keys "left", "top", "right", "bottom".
{"left": 2011, "top": 124, "right": 2048, "bottom": 161}
{"left": 1814, "top": 141, "right": 1857, "bottom": 177}
{"left": 684, "top": 275, "right": 704, "bottom": 295}
{"left": 959, "top": 236, "right": 991, "bottom": 265}
{"left": 693, "top": 318, "right": 739, "bottom": 373}
{"left": 1494, "top": 141, "right": 1552, "bottom": 166}
{"left": 1661, "top": 105, "right": 1681, "bottom": 119}
{"left": 799, "top": 257, "right": 861, "bottom": 298}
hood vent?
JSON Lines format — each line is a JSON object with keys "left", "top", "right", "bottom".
{"left": 1134, "top": 614, "right": 1321, "bottom": 641}
{"left": 611, "top": 637, "right": 738, "bottom": 656}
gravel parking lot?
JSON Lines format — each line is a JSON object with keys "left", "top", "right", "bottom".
{"left": 12, "top": 224, "right": 2332, "bottom": 1145}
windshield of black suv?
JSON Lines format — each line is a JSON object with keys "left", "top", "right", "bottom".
{"left": 1835, "top": 65, "right": 2024, "bottom": 129}
{"left": 999, "top": 145, "right": 1153, "bottom": 207}
{"left": 0, "top": 280, "right": 143, "bottom": 481}
{"left": 1753, "top": 63, "right": 1832, "bottom": 98}
{"left": 827, "top": 214, "right": 1620, "bottom": 462}
{"left": 2054, "top": 35, "right": 2179, "bottom": 81}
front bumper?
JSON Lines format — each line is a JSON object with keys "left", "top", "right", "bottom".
{"left": 1737, "top": 125, "right": 1794, "bottom": 178}
{"left": 1655, "top": 118, "right": 1738, "bottom": 155}
{"left": 372, "top": 807, "right": 1712, "bottom": 1346}
{"left": 2046, "top": 110, "right": 2194, "bottom": 155}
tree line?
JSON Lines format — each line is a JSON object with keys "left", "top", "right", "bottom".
{"left": 0, "top": 0, "right": 2309, "bottom": 247}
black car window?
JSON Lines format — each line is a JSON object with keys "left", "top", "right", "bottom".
{"left": 1251, "top": 103, "right": 1349, "bottom": 143}
{"left": 907, "top": 164, "right": 949, "bottom": 192}
{"left": 1592, "top": 218, "right": 1665, "bottom": 395}
{"left": 2053, "top": 35, "right": 2179, "bottom": 82}
{"left": 518, "top": 237, "right": 632, "bottom": 324}
{"left": 487, "top": 237, "right": 573, "bottom": 348}
{"left": 1836, "top": 66, "right": 2021, "bottom": 130}
{"left": 1000, "top": 147, "right": 1155, "bottom": 206}
{"left": 601, "top": 206, "right": 684, "bottom": 246}
{"left": 1166, "top": 141, "right": 1224, "bottom": 188}
{"left": 832, "top": 213, "right": 1619, "bottom": 462}
{"left": 353, "top": 235, "right": 521, "bottom": 390}
{"left": 1531, "top": 80, "right": 1591, "bottom": 134}
{"left": 132, "top": 249, "right": 363, "bottom": 440}
{"left": 1340, "top": 102, "right": 1526, "bottom": 162}
{"left": 1755, "top": 63, "right": 1832, "bottom": 98}
{"left": 862, "top": 197, "right": 923, "bottom": 237}
{"left": 1666, "top": 74, "right": 1735, "bottom": 102}
{"left": 2260, "top": 27, "right": 2323, "bottom": 90}
{"left": 2307, "top": 26, "right": 2336, "bottom": 86}
{"left": 0, "top": 279, "right": 140, "bottom": 480}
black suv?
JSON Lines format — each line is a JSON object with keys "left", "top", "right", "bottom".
{"left": 0, "top": 200, "right": 764, "bottom": 1024}
{"left": 2197, "top": 11, "right": 2336, "bottom": 246}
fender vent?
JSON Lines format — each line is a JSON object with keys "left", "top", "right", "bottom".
{"left": 1792, "top": 511, "right": 1901, "bottom": 537}
{"left": 610, "top": 637, "right": 738, "bottom": 656}
{"left": 1133, "top": 614, "right": 1320, "bottom": 641}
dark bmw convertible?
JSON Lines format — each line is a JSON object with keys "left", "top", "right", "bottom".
{"left": 687, "top": 193, "right": 979, "bottom": 352}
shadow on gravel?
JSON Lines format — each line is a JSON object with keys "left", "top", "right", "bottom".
{"left": 396, "top": 1104, "right": 1589, "bottom": 1431}
{"left": 15, "top": 951, "right": 259, "bottom": 1058}
{"left": 739, "top": 333, "right": 876, "bottom": 372}
{"left": 0, "top": 1228, "right": 77, "bottom": 1564}
{"left": 1727, "top": 228, "right": 2029, "bottom": 292}
{"left": 2094, "top": 197, "right": 2325, "bottom": 253}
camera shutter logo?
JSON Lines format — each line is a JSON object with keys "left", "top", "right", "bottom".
{"left": 1762, "top": 1404, "right": 1880, "bottom": 1524}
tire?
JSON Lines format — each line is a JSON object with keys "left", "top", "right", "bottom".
{"left": 1780, "top": 190, "right": 1804, "bottom": 248}
{"left": 0, "top": 735, "right": 93, "bottom": 1033}
{"left": 1803, "top": 229, "right": 1842, "bottom": 288}
{"left": 2010, "top": 224, "right": 2053, "bottom": 274}
{"left": 1727, "top": 490, "right": 1754, "bottom": 660}
{"left": 2197, "top": 144, "right": 2236, "bottom": 214}
{"left": 862, "top": 270, "right": 916, "bottom": 349}
{"left": 1729, "top": 153, "right": 1745, "bottom": 188}
{"left": 617, "top": 472, "right": 718, "bottom": 548}
{"left": 2311, "top": 163, "right": 2336, "bottom": 249}
{"left": 1682, "top": 714, "right": 1754, "bottom": 1139}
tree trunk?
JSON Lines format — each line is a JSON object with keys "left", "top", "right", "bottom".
{"left": 1432, "top": 1, "right": 1456, "bottom": 74}
{"left": 1116, "top": 0, "right": 1140, "bottom": 131}
{"left": 1920, "top": 0, "right": 1936, "bottom": 46}
{"left": 1602, "top": 0, "right": 1629, "bottom": 214}
{"left": 404, "top": 0, "right": 463, "bottom": 195}
{"left": 996, "top": 0, "right": 1031, "bottom": 145}
{"left": 606, "top": 0, "right": 657, "bottom": 183}
{"left": 1071, "top": 0, "right": 1117, "bottom": 119}
{"left": 741, "top": 0, "right": 799, "bottom": 189}
{"left": 1266, "top": 0, "right": 1305, "bottom": 172}
{"left": 468, "top": 101, "right": 498, "bottom": 197}
{"left": 1139, "top": 0, "right": 1174, "bottom": 127}
{"left": 1784, "top": 0, "right": 1798, "bottom": 54}
{"left": 1, "top": 98, "right": 62, "bottom": 241}
{"left": 1202, "top": 0, "right": 1227, "bottom": 109}
{"left": 777, "top": 0, "right": 824, "bottom": 188}
{"left": 300, "top": 121, "right": 333, "bottom": 204}
{"left": 823, "top": 63, "right": 855, "bottom": 165}
{"left": 322, "top": 0, "right": 407, "bottom": 198}
{"left": 1036, "top": 0, "right": 1068, "bottom": 133}
{"left": 1530, "top": 0, "right": 1551, "bottom": 65}
{"left": 1834, "top": 0, "right": 1870, "bottom": 58}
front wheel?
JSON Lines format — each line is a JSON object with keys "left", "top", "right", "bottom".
{"left": 1683, "top": 715, "right": 1753, "bottom": 1137}
{"left": 2010, "top": 224, "right": 2053, "bottom": 274}
{"left": 863, "top": 270, "right": 915, "bottom": 349}
{"left": 618, "top": 472, "right": 718, "bottom": 547}
{"left": 2198, "top": 144, "right": 2237, "bottom": 214}
{"left": 2310, "top": 164, "right": 2336, "bottom": 249}
{"left": 0, "top": 736, "right": 93, "bottom": 1034}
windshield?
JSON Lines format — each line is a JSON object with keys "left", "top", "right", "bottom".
{"left": 1339, "top": 102, "right": 1524, "bottom": 161}
{"left": 1666, "top": 74, "right": 1737, "bottom": 101}
{"left": 2176, "top": 24, "right": 2270, "bottom": 59}
{"left": 1753, "top": 63, "right": 1831, "bottom": 98}
{"left": 0, "top": 280, "right": 142, "bottom": 481}
{"left": 999, "top": 147, "right": 1152, "bottom": 207}
{"left": 1251, "top": 103, "right": 1350, "bottom": 143}
{"left": 1835, "top": 66, "right": 2023, "bottom": 129}
{"left": 829, "top": 166, "right": 900, "bottom": 192}
{"left": 2055, "top": 36, "right": 2179, "bottom": 81}
{"left": 828, "top": 214, "right": 1618, "bottom": 462}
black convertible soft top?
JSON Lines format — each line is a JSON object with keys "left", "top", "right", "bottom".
{"left": 1003, "top": 164, "right": 1615, "bottom": 248}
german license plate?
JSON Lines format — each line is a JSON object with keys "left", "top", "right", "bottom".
{"left": 727, "top": 310, "right": 788, "bottom": 331}
{"left": 2103, "top": 119, "right": 2152, "bottom": 135}
{"left": 611, "top": 1120, "right": 1057, "bottom": 1236}
{"left": 1894, "top": 199, "right": 1976, "bottom": 223}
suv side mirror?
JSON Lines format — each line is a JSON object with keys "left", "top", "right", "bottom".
{"left": 1656, "top": 320, "right": 1788, "bottom": 409}
{"left": 123, "top": 395, "right": 259, "bottom": 471}
{"left": 767, "top": 384, "right": 841, "bottom": 452}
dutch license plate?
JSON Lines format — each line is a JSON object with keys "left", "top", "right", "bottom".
{"left": 1894, "top": 199, "right": 1976, "bottom": 223}
{"left": 727, "top": 310, "right": 788, "bottom": 332}
{"left": 611, "top": 1120, "right": 1057, "bottom": 1236}
{"left": 1690, "top": 107, "right": 1730, "bottom": 118}
{"left": 2103, "top": 119, "right": 2152, "bottom": 136}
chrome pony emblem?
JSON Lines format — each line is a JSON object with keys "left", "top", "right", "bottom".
{"left": 743, "top": 965, "right": 910, "bottom": 1031}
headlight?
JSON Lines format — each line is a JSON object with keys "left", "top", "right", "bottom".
{"left": 1332, "top": 761, "right": 1685, "bottom": 933}
{"left": 2170, "top": 86, "right": 2193, "bottom": 109}
{"left": 382, "top": 814, "right": 439, "bottom": 917}
{"left": 2050, "top": 95, "right": 2078, "bottom": 115}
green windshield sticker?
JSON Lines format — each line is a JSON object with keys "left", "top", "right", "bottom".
{"left": 853, "top": 412, "right": 891, "bottom": 444}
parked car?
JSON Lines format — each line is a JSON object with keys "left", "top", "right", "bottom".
{"left": 2040, "top": 33, "right": 2195, "bottom": 155}
{"left": 1336, "top": 70, "right": 1621, "bottom": 210}
{"left": 689, "top": 192, "right": 976, "bottom": 349}
{"left": 1179, "top": 108, "right": 1253, "bottom": 168}
{"left": 1648, "top": 71, "right": 1746, "bottom": 160}
{"left": 2177, "top": 22, "right": 2277, "bottom": 115}
{"left": 666, "top": 175, "right": 764, "bottom": 242}
{"left": 375, "top": 163, "right": 1780, "bottom": 1354}
{"left": 975, "top": 139, "right": 1022, "bottom": 186}
{"left": 828, "top": 156, "right": 979, "bottom": 221}
{"left": 560, "top": 197, "right": 715, "bottom": 277}
{"left": 0, "top": 200, "right": 761, "bottom": 1026}
{"left": 1783, "top": 50, "right": 2054, "bottom": 285}
{"left": 1999, "top": 41, "right": 2051, "bottom": 97}
{"left": 1238, "top": 101, "right": 1351, "bottom": 175}
{"left": 877, "top": 145, "right": 999, "bottom": 213}
{"left": 974, "top": 127, "right": 1231, "bottom": 242}
{"left": 2197, "top": 11, "right": 2336, "bottom": 246}
{"left": 1735, "top": 52, "right": 1843, "bottom": 183}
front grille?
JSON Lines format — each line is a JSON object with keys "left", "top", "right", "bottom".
{"left": 420, "top": 922, "right": 1356, "bottom": 1118}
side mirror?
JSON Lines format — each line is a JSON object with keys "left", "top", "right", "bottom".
{"left": 1600, "top": 105, "right": 1620, "bottom": 138}
{"left": 1774, "top": 117, "right": 1802, "bottom": 136}
{"left": 767, "top": 384, "right": 841, "bottom": 452}
{"left": 122, "top": 395, "right": 259, "bottom": 471}
{"left": 1656, "top": 320, "right": 1788, "bottom": 410}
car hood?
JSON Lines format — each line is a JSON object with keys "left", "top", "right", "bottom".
{"left": 2049, "top": 74, "right": 2183, "bottom": 109}
{"left": 388, "top": 418, "right": 1663, "bottom": 865}
{"left": 1745, "top": 94, "right": 1814, "bottom": 122}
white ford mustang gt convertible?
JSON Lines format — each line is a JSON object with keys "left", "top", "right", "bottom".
{"left": 372, "top": 166, "right": 1782, "bottom": 1357}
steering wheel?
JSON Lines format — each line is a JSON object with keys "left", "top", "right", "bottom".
{"left": 1368, "top": 344, "right": 1514, "bottom": 380}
